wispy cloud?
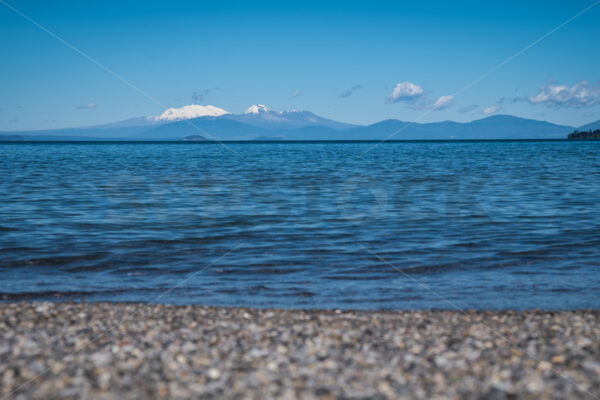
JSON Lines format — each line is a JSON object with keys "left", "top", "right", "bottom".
{"left": 290, "top": 90, "right": 302, "bottom": 99}
{"left": 76, "top": 102, "right": 97, "bottom": 110}
{"left": 526, "top": 80, "right": 600, "bottom": 108}
{"left": 192, "top": 87, "right": 220, "bottom": 103}
{"left": 192, "top": 92, "right": 204, "bottom": 102}
{"left": 481, "top": 97, "right": 505, "bottom": 115}
{"left": 339, "top": 85, "right": 362, "bottom": 98}
{"left": 482, "top": 105, "right": 500, "bottom": 115}
{"left": 458, "top": 104, "right": 478, "bottom": 114}
{"left": 432, "top": 94, "right": 454, "bottom": 110}
{"left": 386, "top": 82, "right": 424, "bottom": 103}
{"left": 192, "top": 90, "right": 208, "bottom": 102}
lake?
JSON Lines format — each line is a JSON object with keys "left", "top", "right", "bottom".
{"left": 1, "top": 140, "right": 599, "bottom": 309}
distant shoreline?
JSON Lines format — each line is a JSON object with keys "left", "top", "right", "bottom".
{"left": 2, "top": 302, "right": 599, "bottom": 399}
{"left": 0, "top": 138, "right": 584, "bottom": 143}
{"left": 568, "top": 129, "right": 600, "bottom": 140}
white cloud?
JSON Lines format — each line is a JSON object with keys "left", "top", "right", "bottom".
{"left": 527, "top": 81, "right": 600, "bottom": 108}
{"left": 482, "top": 105, "right": 500, "bottom": 115}
{"left": 290, "top": 90, "right": 302, "bottom": 99}
{"left": 432, "top": 95, "right": 454, "bottom": 110}
{"left": 387, "top": 82, "right": 424, "bottom": 103}
{"left": 151, "top": 104, "right": 229, "bottom": 121}
{"left": 76, "top": 102, "right": 97, "bottom": 110}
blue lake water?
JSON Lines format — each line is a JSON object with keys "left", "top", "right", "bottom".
{"left": 1, "top": 140, "right": 599, "bottom": 309}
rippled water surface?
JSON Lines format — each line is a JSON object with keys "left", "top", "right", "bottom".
{"left": 1, "top": 141, "right": 599, "bottom": 309}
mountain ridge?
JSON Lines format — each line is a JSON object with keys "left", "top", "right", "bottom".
{"left": 0, "top": 107, "right": 583, "bottom": 141}
{"left": 578, "top": 119, "right": 600, "bottom": 131}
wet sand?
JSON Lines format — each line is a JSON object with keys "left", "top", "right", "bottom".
{"left": 1, "top": 302, "right": 599, "bottom": 399}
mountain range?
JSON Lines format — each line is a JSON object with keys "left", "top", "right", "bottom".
{"left": 0, "top": 104, "right": 596, "bottom": 141}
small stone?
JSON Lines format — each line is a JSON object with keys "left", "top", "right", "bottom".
{"left": 537, "top": 361, "right": 552, "bottom": 371}
{"left": 90, "top": 352, "right": 111, "bottom": 367}
{"left": 583, "top": 360, "right": 600, "bottom": 372}
{"left": 551, "top": 355, "right": 565, "bottom": 363}
{"left": 277, "top": 345, "right": 287, "bottom": 354}
{"left": 207, "top": 368, "right": 221, "bottom": 379}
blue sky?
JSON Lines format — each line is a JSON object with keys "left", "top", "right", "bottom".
{"left": 1, "top": 0, "right": 599, "bottom": 130}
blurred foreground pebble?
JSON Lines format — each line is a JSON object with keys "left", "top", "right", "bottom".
{"left": 1, "top": 302, "right": 599, "bottom": 399}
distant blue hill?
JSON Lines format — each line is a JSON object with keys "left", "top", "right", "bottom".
{"left": 0, "top": 126, "right": 153, "bottom": 140}
{"left": 578, "top": 119, "right": 600, "bottom": 131}
{"left": 272, "top": 115, "right": 572, "bottom": 140}
{"left": 138, "top": 117, "right": 265, "bottom": 140}
{"left": 0, "top": 112, "right": 576, "bottom": 141}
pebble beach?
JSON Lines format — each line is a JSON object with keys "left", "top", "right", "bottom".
{"left": 1, "top": 302, "right": 599, "bottom": 399}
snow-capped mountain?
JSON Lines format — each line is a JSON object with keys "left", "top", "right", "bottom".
{"left": 226, "top": 104, "right": 358, "bottom": 130}
{"left": 142, "top": 103, "right": 355, "bottom": 130}
{"left": 150, "top": 105, "right": 230, "bottom": 121}
{"left": 244, "top": 104, "right": 270, "bottom": 114}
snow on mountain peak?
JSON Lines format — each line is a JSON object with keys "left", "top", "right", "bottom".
{"left": 151, "top": 105, "right": 230, "bottom": 121}
{"left": 244, "top": 104, "right": 270, "bottom": 114}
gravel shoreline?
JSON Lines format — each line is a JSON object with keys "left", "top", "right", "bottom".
{"left": 1, "top": 302, "right": 599, "bottom": 399}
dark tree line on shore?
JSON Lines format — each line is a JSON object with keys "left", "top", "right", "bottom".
{"left": 568, "top": 129, "right": 600, "bottom": 139}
